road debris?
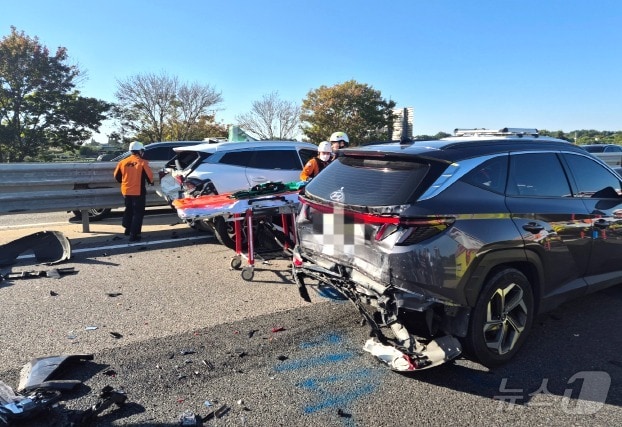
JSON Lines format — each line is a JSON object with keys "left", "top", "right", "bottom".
{"left": 106, "top": 292, "right": 122, "bottom": 297}
{"left": 0, "top": 231, "right": 71, "bottom": 267}
{"left": 1, "top": 267, "right": 77, "bottom": 282}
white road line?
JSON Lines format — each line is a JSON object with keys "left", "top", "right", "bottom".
{"left": 0, "top": 221, "right": 69, "bottom": 230}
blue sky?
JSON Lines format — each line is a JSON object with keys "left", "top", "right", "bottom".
{"left": 3, "top": 0, "right": 621, "bottom": 142}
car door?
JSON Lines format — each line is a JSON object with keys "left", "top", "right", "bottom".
{"left": 562, "top": 152, "right": 622, "bottom": 292}
{"left": 505, "top": 152, "right": 591, "bottom": 310}
{"left": 246, "top": 148, "right": 304, "bottom": 186}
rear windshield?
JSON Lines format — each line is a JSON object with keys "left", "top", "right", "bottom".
{"left": 305, "top": 156, "right": 430, "bottom": 206}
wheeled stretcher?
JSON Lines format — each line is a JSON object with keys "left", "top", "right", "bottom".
{"left": 173, "top": 182, "right": 302, "bottom": 281}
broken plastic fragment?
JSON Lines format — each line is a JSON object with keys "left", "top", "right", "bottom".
{"left": 214, "top": 404, "right": 229, "bottom": 418}
{"left": 271, "top": 326, "right": 285, "bottom": 333}
{"left": 179, "top": 410, "right": 198, "bottom": 426}
{"left": 363, "top": 336, "right": 462, "bottom": 371}
{"left": 0, "top": 231, "right": 71, "bottom": 267}
{"left": 17, "top": 354, "right": 93, "bottom": 393}
{"left": 337, "top": 408, "right": 352, "bottom": 418}
{"left": 363, "top": 338, "right": 416, "bottom": 371}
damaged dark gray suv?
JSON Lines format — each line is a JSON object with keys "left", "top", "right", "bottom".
{"left": 292, "top": 128, "right": 622, "bottom": 370}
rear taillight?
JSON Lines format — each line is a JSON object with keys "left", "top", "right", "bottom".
{"left": 393, "top": 217, "right": 454, "bottom": 245}
{"left": 300, "top": 198, "right": 453, "bottom": 246}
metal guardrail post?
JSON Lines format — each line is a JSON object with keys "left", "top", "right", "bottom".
{"left": 81, "top": 210, "right": 91, "bottom": 233}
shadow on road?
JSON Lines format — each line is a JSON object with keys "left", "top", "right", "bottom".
{"left": 404, "top": 285, "right": 622, "bottom": 408}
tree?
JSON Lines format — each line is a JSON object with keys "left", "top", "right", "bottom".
{"left": 300, "top": 80, "right": 396, "bottom": 145}
{"left": 115, "top": 72, "right": 223, "bottom": 143}
{"left": 0, "top": 27, "right": 111, "bottom": 162}
{"left": 235, "top": 92, "right": 301, "bottom": 140}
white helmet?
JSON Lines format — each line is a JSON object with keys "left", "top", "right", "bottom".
{"left": 318, "top": 141, "right": 331, "bottom": 153}
{"left": 129, "top": 141, "right": 144, "bottom": 151}
{"left": 329, "top": 131, "right": 349, "bottom": 146}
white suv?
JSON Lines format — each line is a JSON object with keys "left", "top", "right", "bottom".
{"left": 158, "top": 140, "right": 317, "bottom": 247}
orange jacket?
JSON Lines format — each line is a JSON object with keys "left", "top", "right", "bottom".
{"left": 300, "top": 157, "right": 328, "bottom": 181}
{"left": 113, "top": 154, "right": 154, "bottom": 196}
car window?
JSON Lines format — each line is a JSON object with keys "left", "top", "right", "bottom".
{"left": 299, "top": 148, "right": 316, "bottom": 167}
{"left": 563, "top": 153, "right": 622, "bottom": 198}
{"left": 218, "top": 150, "right": 253, "bottom": 167}
{"left": 461, "top": 156, "right": 508, "bottom": 194}
{"left": 507, "top": 153, "right": 571, "bottom": 197}
{"left": 604, "top": 145, "right": 622, "bottom": 152}
{"left": 305, "top": 156, "right": 429, "bottom": 206}
{"left": 582, "top": 145, "right": 604, "bottom": 153}
{"left": 143, "top": 146, "right": 173, "bottom": 161}
{"left": 249, "top": 149, "right": 300, "bottom": 170}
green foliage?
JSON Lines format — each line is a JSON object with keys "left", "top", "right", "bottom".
{"left": 538, "top": 129, "right": 622, "bottom": 145}
{"left": 79, "top": 144, "right": 99, "bottom": 157}
{"left": 300, "top": 80, "right": 396, "bottom": 145}
{"left": 0, "top": 27, "right": 112, "bottom": 162}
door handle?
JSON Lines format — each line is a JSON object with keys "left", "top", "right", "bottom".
{"left": 522, "top": 222, "right": 544, "bottom": 234}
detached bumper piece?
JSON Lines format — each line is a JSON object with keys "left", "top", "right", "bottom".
{"left": 0, "top": 231, "right": 71, "bottom": 267}
{"left": 364, "top": 336, "right": 462, "bottom": 371}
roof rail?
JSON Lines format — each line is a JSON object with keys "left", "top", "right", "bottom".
{"left": 453, "top": 128, "right": 539, "bottom": 137}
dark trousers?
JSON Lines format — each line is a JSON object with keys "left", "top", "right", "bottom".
{"left": 122, "top": 195, "right": 146, "bottom": 237}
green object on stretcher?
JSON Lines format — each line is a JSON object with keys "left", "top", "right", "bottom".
{"left": 230, "top": 181, "right": 305, "bottom": 200}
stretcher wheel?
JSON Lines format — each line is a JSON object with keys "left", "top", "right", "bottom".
{"left": 230, "top": 256, "right": 242, "bottom": 270}
{"left": 241, "top": 267, "right": 254, "bottom": 281}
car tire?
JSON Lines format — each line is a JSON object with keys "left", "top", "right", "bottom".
{"left": 71, "top": 208, "right": 112, "bottom": 221}
{"left": 463, "top": 268, "right": 534, "bottom": 367}
{"left": 212, "top": 215, "right": 246, "bottom": 250}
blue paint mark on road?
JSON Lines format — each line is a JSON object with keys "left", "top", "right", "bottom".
{"left": 274, "top": 332, "right": 386, "bottom": 426}
{"left": 297, "top": 368, "right": 377, "bottom": 391}
{"left": 315, "top": 285, "right": 348, "bottom": 300}
{"left": 300, "top": 332, "right": 342, "bottom": 349}
{"left": 274, "top": 352, "right": 354, "bottom": 372}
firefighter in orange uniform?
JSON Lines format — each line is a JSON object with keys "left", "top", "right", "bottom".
{"left": 300, "top": 141, "right": 332, "bottom": 181}
{"left": 113, "top": 141, "right": 154, "bottom": 242}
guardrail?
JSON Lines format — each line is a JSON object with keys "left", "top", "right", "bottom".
{"left": 0, "top": 162, "right": 165, "bottom": 232}
{"left": 592, "top": 152, "right": 622, "bottom": 167}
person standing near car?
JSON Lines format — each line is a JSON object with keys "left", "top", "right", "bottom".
{"left": 329, "top": 131, "right": 349, "bottom": 158}
{"left": 113, "top": 141, "right": 154, "bottom": 242}
{"left": 300, "top": 141, "right": 332, "bottom": 181}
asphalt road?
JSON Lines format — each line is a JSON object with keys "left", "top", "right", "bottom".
{"left": 0, "top": 211, "right": 621, "bottom": 426}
